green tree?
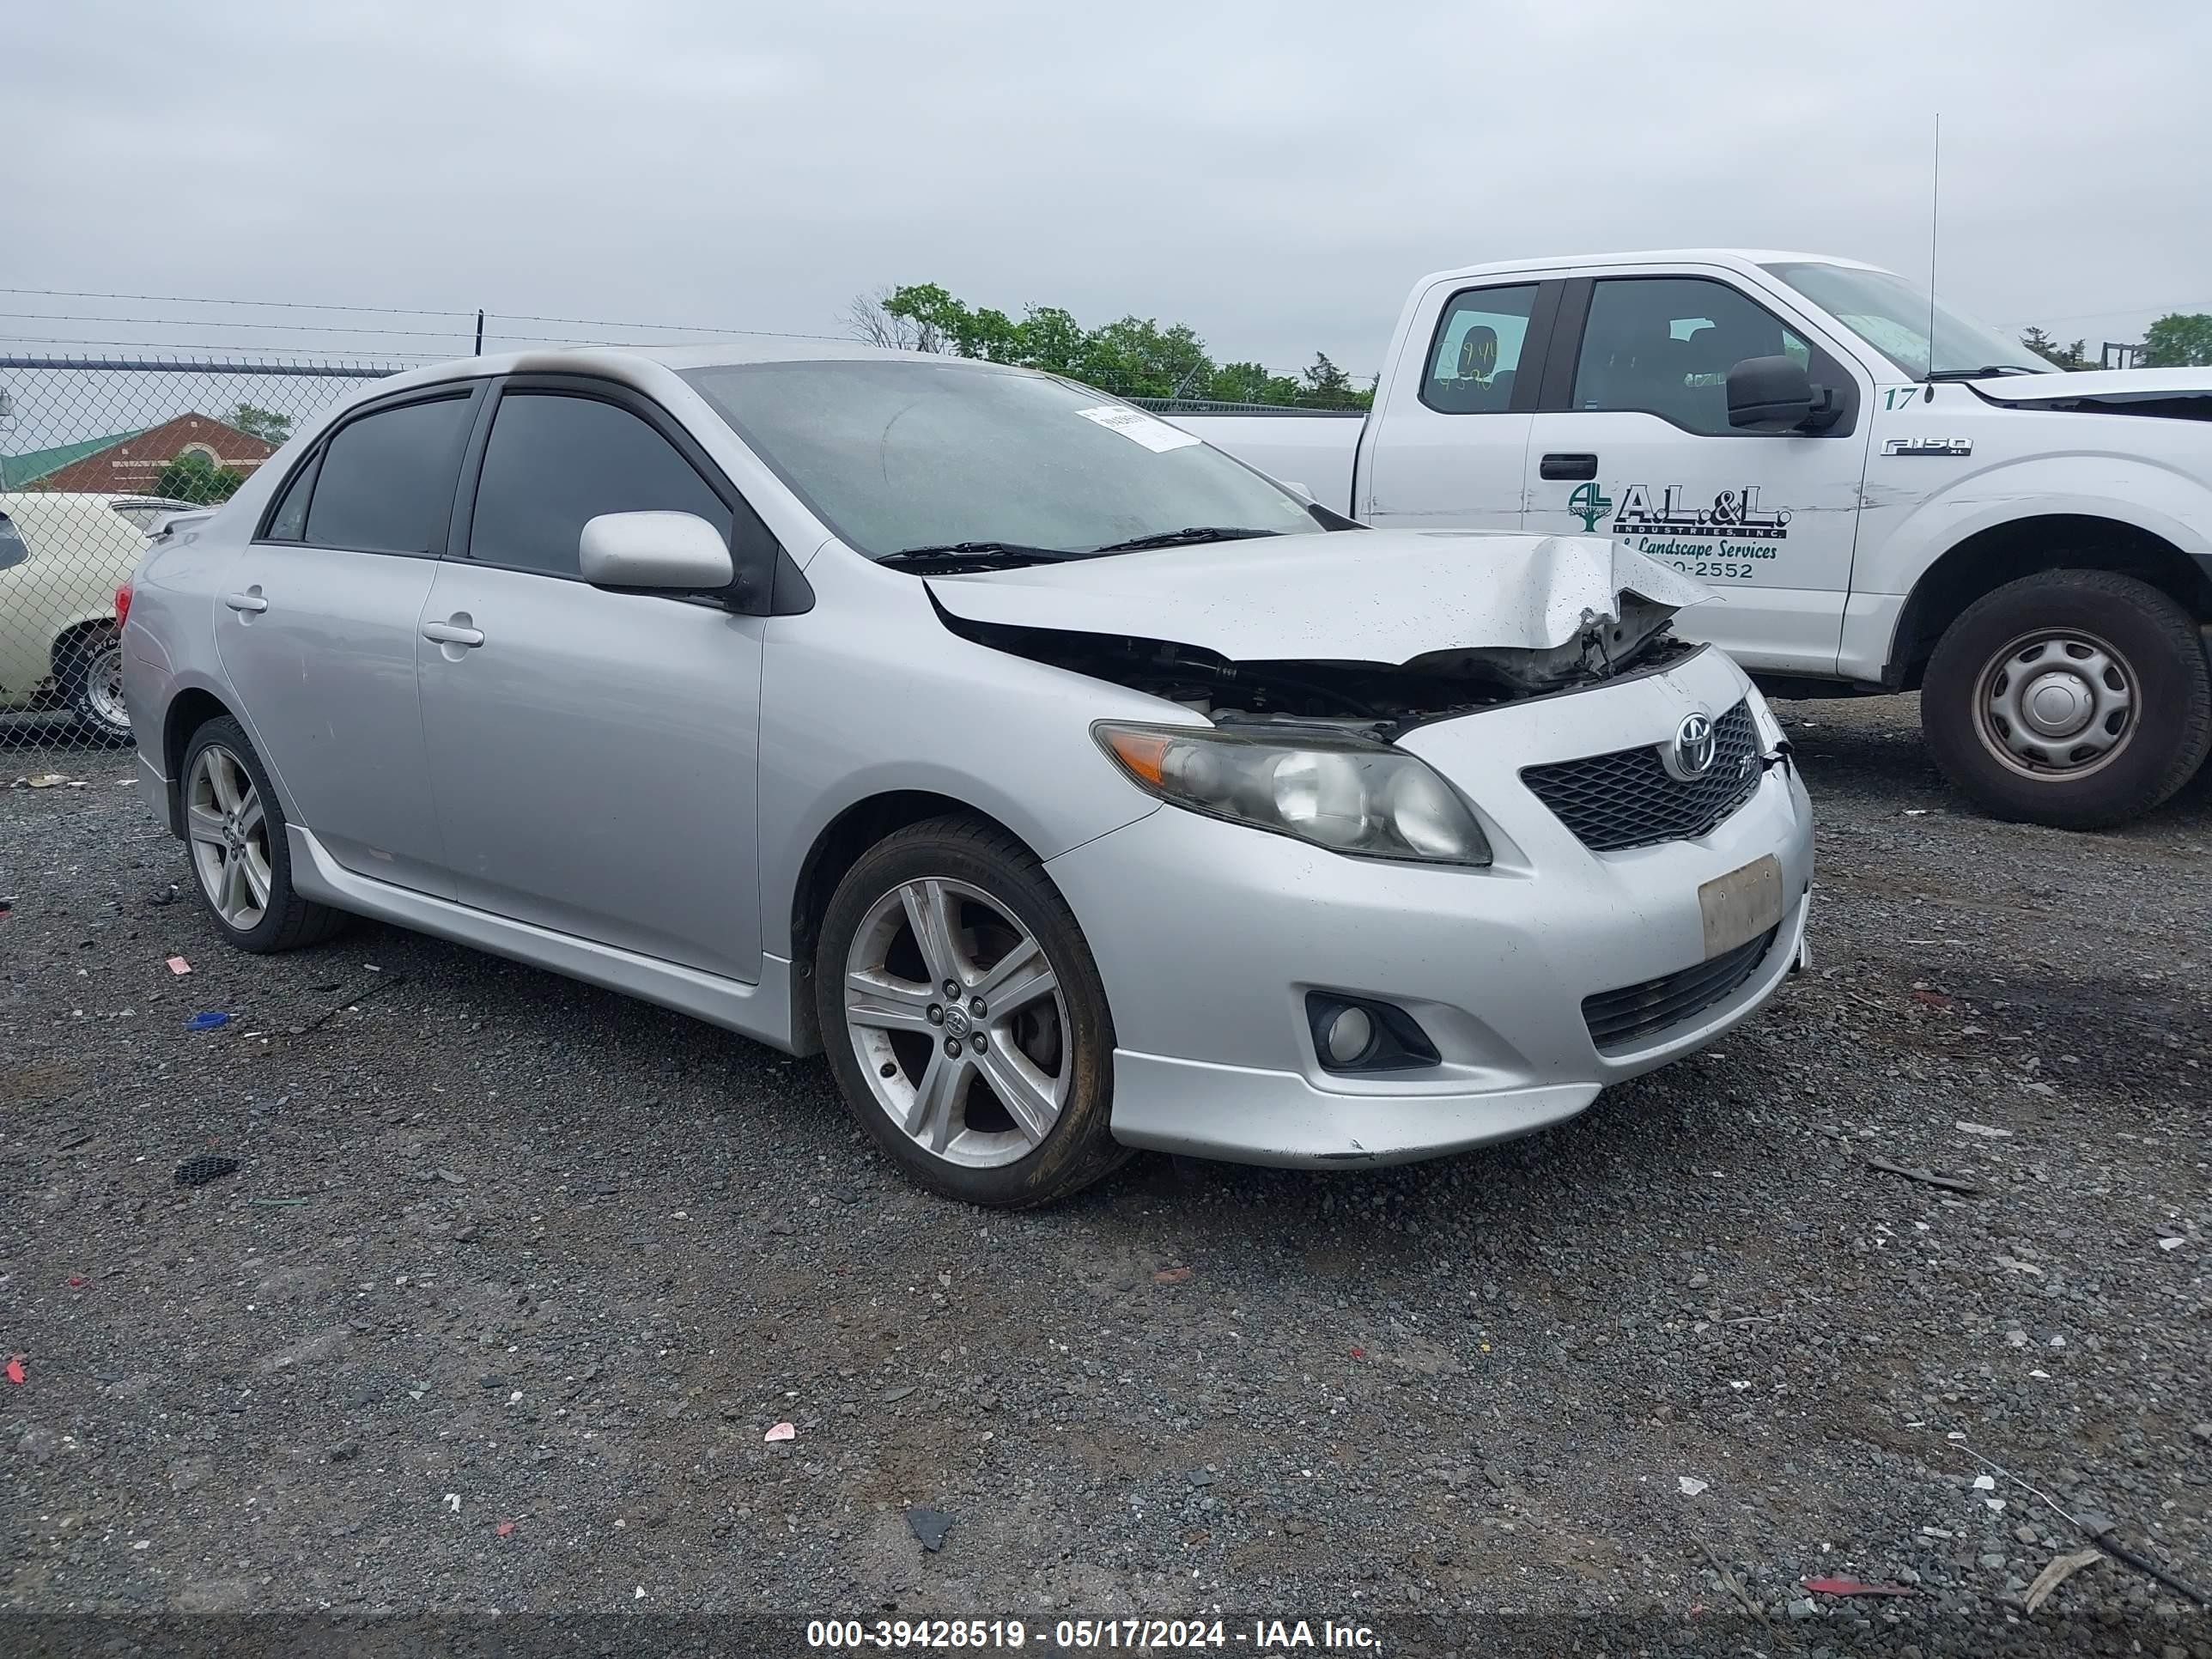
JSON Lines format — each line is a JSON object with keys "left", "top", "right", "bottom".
{"left": 853, "top": 282, "right": 1357, "bottom": 407}
{"left": 1208, "top": 361, "right": 1303, "bottom": 404}
{"left": 2142, "top": 312, "right": 2212, "bottom": 368}
{"left": 1076, "top": 317, "right": 1213, "bottom": 399}
{"left": 230, "top": 404, "right": 292, "bottom": 444}
{"left": 2020, "top": 326, "right": 2089, "bottom": 370}
{"left": 878, "top": 283, "right": 968, "bottom": 354}
{"left": 876, "top": 283, "right": 1028, "bottom": 362}
{"left": 1014, "top": 306, "right": 1086, "bottom": 376}
{"left": 1296, "top": 351, "right": 1372, "bottom": 410}
{"left": 844, "top": 287, "right": 945, "bottom": 352}
{"left": 962, "top": 306, "right": 1026, "bottom": 364}
{"left": 155, "top": 451, "right": 246, "bottom": 504}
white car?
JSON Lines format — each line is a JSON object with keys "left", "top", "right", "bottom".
{"left": 1175, "top": 250, "right": 2212, "bottom": 829}
{"left": 1, "top": 492, "right": 193, "bottom": 740}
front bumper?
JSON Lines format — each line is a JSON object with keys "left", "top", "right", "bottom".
{"left": 1045, "top": 646, "right": 1814, "bottom": 1167}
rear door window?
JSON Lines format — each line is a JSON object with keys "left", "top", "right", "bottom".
{"left": 0, "top": 514, "right": 27, "bottom": 572}
{"left": 303, "top": 393, "right": 475, "bottom": 554}
{"left": 1420, "top": 284, "right": 1541, "bottom": 413}
{"left": 465, "top": 391, "right": 733, "bottom": 578}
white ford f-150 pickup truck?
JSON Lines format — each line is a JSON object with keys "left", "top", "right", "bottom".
{"left": 1172, "top": 249, "right": 2212, "bottom": 829}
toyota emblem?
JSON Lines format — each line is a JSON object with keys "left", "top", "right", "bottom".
{"left": 1668, "top": 711, "right": 1717, "bottom": 780}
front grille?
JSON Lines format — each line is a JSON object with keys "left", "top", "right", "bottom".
{"left": 1582, "top": 927, "right": 1778, "bottom": 1052}
{"left": 1521, "top": 699, "right": 1761, "bottom": 852}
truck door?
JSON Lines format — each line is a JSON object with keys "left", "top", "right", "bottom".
{"left": 1364, "top": 281, "right": 1550, "bottom": 533}
{"left": 1520, "top": 273, "right": 1872, "bottom": 675}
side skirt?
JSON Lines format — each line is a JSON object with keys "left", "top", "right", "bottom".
{"left": 286, "top": 824, "right": 805, "bottom": 1054}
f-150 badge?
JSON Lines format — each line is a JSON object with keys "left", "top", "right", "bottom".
{"left": 1881, "top": 436, "right": 1972, "bottom": 456}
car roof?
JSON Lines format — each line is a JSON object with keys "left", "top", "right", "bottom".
{"left": 368, "top": 337, "right": 1012, "bottom": 396}
{"left": 633, "top": 338, "right": 975, "bottom": 370}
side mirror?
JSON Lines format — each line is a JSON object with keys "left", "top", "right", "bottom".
{"left": 1279, "top": 479, "right": 1316, "bottom": 504}
{"left": 1726, "top": 355, "right": 1820, "bottom": 431}
{"left": 578, "top": 511, "right": 735, "bottom": 592}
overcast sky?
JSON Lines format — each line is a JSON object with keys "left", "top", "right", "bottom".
{"left": 8, "top": 0, "right": 2211, "bottom": 375}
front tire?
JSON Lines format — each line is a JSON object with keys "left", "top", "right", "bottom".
{"left": 1922, "top": 570, "right": 2211, "bottom": 830}
{"left": 179, "top": 717, "right": 348, "bottom": 951}
{"left": 58, "top": 624, "right": 133, "bottom": 744}
{"left": 815, "top": 816, "right": 1129, "bottom": 1207}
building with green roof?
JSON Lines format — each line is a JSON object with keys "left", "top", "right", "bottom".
{"left": 0, "top": 429, "right": 149, "bottom": 490}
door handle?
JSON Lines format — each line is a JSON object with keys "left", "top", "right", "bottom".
{"left": 1539, "top": 453, "right": 1599, "bottom": 482}
{"left": 421, "top": 618, "right": 485, "bottom": 647}
{"left": 223, "top": 588, "right": 267, "bottom": 613}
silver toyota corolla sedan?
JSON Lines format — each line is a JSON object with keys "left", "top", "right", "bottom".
{"left": 119, "top": 343, "right": 1813, "bottom": 1206}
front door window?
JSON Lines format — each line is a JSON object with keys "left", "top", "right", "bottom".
{"left": 1571, "top": 277, "right": 1813, "bottom": 436}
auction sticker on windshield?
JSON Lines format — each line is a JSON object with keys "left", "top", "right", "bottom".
{"left": 1074, "top": 404, "right": 1202, "bottom": 453}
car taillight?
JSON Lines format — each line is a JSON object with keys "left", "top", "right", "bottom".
{"left": 115, "top": 580, "right": 133, "bottom": 628}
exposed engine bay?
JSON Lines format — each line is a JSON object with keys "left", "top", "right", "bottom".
{"left": 939, "top": 598, "right": 1693, "bottom": 739}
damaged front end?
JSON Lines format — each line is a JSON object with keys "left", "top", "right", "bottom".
{"left": 925, "top": 534, "right": 1736, "bottom": 872}
{"left": 939, "top": 605, "right": 1693, "bottom": 740}
{"left": 928, "top": 533, "right": 1707, "bottom": 741}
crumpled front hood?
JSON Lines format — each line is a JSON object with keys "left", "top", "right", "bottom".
{"left": 1972, "top": 366, "right": 2212, "bottom": 404}
{"left": 926, "top": 530, "right": 1707, "bottom": 664}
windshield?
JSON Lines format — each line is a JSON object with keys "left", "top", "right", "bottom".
{"left": 680, "top": 360, "right": 1322, "bottom": 558}
{"left": 1762, "top": 261, "right": 2054, "bottom": 380}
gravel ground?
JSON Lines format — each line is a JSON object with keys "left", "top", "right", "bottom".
{"left": 3, "top": 699, "right": 2209, "bottom": 1653}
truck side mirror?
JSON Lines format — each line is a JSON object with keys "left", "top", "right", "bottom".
{"left": 1726, "top": 356, "right": 1819, "bottom": 431}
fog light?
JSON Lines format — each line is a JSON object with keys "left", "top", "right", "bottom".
{"left": 1305, "top": 993, "right": 1440, "bottom": 1073}
{"left": 1321, "top": 1005, "right": 1375, "bottom": 1066}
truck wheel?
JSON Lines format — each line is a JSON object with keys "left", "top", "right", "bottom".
{"left": 1922, "top": 570, "right": 2211, "bottom": 830}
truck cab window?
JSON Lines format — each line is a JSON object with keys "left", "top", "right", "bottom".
{"left": 1421, "top": 285, "right": 1539, "bottom": 414}
{"left": 1573, "top": 277, "right": 1810, "bottom": 435}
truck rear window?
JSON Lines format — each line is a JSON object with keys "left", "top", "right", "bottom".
{"left": 1420, "top": 285, "right": 1540, "bottom": 414}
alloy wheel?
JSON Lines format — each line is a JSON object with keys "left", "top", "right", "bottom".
{"left": 842, "top": 877, "right": 1071, "bottom": 1169}
{"left": 185, "top": 744, "right": 273, "bottom": 931}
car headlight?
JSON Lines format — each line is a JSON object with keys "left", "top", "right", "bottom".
{"left": 1093, "top": 721, "right": 1492, "bottom": 866}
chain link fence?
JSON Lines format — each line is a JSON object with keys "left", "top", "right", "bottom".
{"left": 1, "top": 356, "right": 401, "bottom": 763}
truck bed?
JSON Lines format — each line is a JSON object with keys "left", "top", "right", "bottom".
{"left": 1161, "top": 410, "right": 1365, "bottom": 515}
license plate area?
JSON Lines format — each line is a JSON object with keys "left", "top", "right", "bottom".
{"left": 1698, "top": 854, "right": 1784, "bottom": 959}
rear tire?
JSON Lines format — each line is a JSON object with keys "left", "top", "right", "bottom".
{"left": 179, "top": 716, "right": 349, "bottom": 952}
{"left": 815, "top": 815, "right": 1130, "bottom": 1207}
{"left": 58, "top": 624, "right": 133, "bottom": 744}
{"left": 1921, "top": 569, "right": 2211, "bottom": 830}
